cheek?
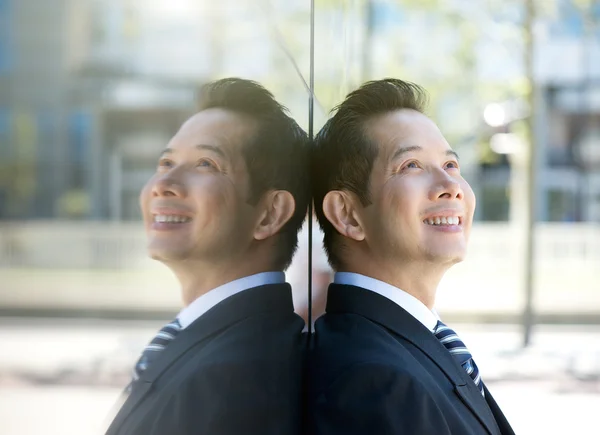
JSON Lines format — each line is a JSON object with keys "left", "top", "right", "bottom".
{"left": 190, "top": 179, "right": 237, "bottom": 220}
{"left": 380, "top": 181, "right": 418, "bottom": 222}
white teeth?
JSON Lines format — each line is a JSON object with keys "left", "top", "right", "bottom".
{"left": 424, "top": 216, "right": 460, "bottom": 226}
{"left": 153, "top": 215, "right": 191, "bottom": 223}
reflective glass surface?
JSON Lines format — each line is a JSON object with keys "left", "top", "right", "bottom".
{"left": 1, "top": 1, "right": 600, "bottom": 433}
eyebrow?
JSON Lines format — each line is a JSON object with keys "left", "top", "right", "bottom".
{"left": 389, "top": 145, "right": 460, "bottom": 162}
{"left": 159, "top": 144, "right": 228, "bottom": 160}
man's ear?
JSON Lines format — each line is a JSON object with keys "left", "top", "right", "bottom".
{"left": 322, "top": 191, "right": 365, "bottom": 241}
{"left": 254, "top": 190, "right": 295, "bottom": 241}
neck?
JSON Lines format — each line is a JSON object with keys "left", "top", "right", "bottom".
{"left": 166, "top": 259, "right": 278, "bottom": 306}
{"left": 340, "top": 257, "right": 449, "bottom": 310}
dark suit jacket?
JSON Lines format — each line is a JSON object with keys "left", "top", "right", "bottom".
{"left": 308, "top": 284, "right": 515, "bottom": 435}
{"left": 106, "top": 283, "right": 305, "bottom": 435}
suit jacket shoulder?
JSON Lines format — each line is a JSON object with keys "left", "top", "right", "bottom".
{"left": 137, "top": 317, "right": 305, "bottom": 435}
{"left": 310, "top": 358, "right": 454, "bottom": 435}
{"left": 309, "top": 284, "right": 511, "bottom": 435}
{"left": 108, "top": 283, "right": 306, "bottom": 435}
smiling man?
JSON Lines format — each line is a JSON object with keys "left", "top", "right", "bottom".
{"left": 308, "top": 79, "right": 514, "bottom": 435}
{"left": 106, "top": 78, "right": 308, "bottom": 435}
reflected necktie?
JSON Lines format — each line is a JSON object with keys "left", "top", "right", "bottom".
{"left": 434, "top": 320, "right": 485, "bottom": 396}
{"left": 130, "top": 318, "right": 182, "bottom": 386}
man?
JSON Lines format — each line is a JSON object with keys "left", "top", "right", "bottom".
{"left": 308, "top": 79, "right": 515, "bottom": 435}
{"left": 106, "top": 78, "right": 309, "bottom": 435}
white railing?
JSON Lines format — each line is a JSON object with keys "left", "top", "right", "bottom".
{"left": 0, "top": 221, "right": 598, "bottom": 314}
{"left": 1, "top": 221, "right": 599, "bottom": 269}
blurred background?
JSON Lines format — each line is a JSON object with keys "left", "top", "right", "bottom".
{"left": 0, "top": 0, "right": 599, "bottom": 433}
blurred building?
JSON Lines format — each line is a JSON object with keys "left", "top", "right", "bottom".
{"left": 475, "top": 0, "right": 600, "bottom": 223}
{"left": 2, "top": 0, "right": 598, "bottom": 224}
{"left": 0, "top": 0, "right": 598, "bottom": 317}
{"left": 364, "top": 0, "right": 600, "bottom": 223}
{"left": 0, "top": 0, "right": 307, "bottom": 221}
{"left": 532, "top": 0, "right": 600, "bottom": 222}
{"left": 0, "top": 0, "right": 194, "bottom": 221}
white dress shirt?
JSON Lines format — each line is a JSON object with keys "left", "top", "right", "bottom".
{"left": 177, "top": 272, "right": 286, "bottom": 329}
{"left": 334, "top": 272, "right": 439, "bottom": 332}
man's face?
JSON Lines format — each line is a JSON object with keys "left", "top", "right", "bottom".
{"left": 358, "top": 109, "right": 476, "bottom": 266}
{"left": 139, "top": 108, "right": 261, "bottom": 265}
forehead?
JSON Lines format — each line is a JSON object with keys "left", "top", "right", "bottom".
{"left": 365, "top": 109, "right": 451, "bottom": 159}
{"left": 170, "top": 107, "right": 257, "bottom": 153}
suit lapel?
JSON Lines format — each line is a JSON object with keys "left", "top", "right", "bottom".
{"left": 107, "top": 283, "right": 295, "bottom": 433}
{"left": 453, "top": 385, "right": 498, "bottom": 435}
{"left": 326, "top": 284, "right": 500, "bottom": 435}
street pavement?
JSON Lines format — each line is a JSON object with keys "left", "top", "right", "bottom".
{"left": 1, "top": 318, "right": 599, "bottom": 434}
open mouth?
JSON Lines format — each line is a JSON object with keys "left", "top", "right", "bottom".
{"left": 153, "top": 214, "right": 192, "bottom": 224}
{"left": 423, "top": 216, "right": 461, "bottom": 226}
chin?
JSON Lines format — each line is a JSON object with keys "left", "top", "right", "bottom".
{"left": 147, "top": 244, "right": 189, "bottom": 263}
{"left": 446, "top": 254, "right": 465, "bottom": 266}
{"left": 423, "top": 248, "right": 467, "bottom": 265}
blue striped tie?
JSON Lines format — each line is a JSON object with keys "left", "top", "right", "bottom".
{"left": 434, "top": 320, "right": 484, "bottom": 396}
{"left": 130, "top": 319, "right": 181, "bottom": 387}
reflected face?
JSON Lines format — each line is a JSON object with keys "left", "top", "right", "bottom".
{"left": 139, "top": 108, "right": 261, "bottom": 264}
{"left": 359, "top": 109, "right": 476, "bottom": 265}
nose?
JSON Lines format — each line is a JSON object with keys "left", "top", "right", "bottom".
{"left": 429, "top": 170, "right": 464, "bottom": 201}
{"left": 151, "top": 170, "right": 186, "bottom": 198}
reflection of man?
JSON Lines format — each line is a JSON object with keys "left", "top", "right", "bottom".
{"left": 308, "top": 79, "right": 514, "bottom": 434}
{"left": 106, "top": 78, "right": 308, "bottom": 435}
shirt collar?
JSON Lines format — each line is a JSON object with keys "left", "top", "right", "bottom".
{"left": 177, "top": 272, "right": 285, "bottom": 329}
{"left": 334, "top": 272, "right": 439, "bottom": 332}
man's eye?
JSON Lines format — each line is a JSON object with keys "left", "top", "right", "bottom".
{"left": 445, "top": 161, "right": 460, "bottom": 170}
{"left": 197, "top": 159, "right": 217, "bottom": 169}
{"left": 402, "top": 161, "right": 419, "bottom": 170}
{"left": 158, "top": 159, "right": 173, "bottom": 168}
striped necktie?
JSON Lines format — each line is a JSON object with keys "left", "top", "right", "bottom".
{"left": 434, "top": 320, "right": 484, "bottom": 396}
{"left": 130, "top": 319, "right": 181, "bottom": 386}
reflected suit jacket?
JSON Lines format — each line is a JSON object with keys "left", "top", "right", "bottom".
{"left": 308, "top": 284, "right": 515, "bottom": 435}
{"left": 106, "top": 283, "right": 305, "bottom": 435}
